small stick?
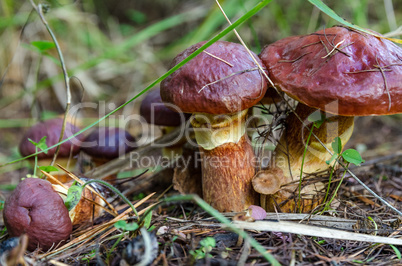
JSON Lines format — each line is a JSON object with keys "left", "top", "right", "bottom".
{"left": 198, "top": 67, "right": 260, "bottom": 93}
{"left": 322, "top": 39, "right": 345, "bottom": 58}
{"left": 214, "top": 0, "right": 275, "bottom": 91}
{"left": 203, "top": 51, "right": 233, "bottom": 67}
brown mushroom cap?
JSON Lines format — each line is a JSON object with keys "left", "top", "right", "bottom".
{"left": 161, "top": 41, "right": 267, "bottom": 114}
{"left": 252, "top": 168, "right": 285, "bottom": 195}
{"left": 81, "top": 127, "right": 137, "bottom": 159}
{"left": 140, "top": 88, "right": 190, "bottom": 126}
{"left": 259, "top": 26, "right": 402, "bottom": 116}
{"left": 19, "top": 118, "right": 83, "bottom": 159}
{"left": 3, "top": 178, "right": 72, "bottom": 251}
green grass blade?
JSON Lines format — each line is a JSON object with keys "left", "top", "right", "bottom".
{"left": 308, "top": 0, "right": 402, "bottom": 44}
{"left": 390, "top": 244, "right": 402, "bottom": 260}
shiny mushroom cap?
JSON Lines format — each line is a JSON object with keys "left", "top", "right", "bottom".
{"left": 19, "top": 118, "right": 83, "bottom": 159}
{"left": 161, "top": 41, "right": 268, "bottom": 114}
{"left": 3, "top": 178, "right": 72, "bottom": 251}
{"left": 140, "top": 88, "right": 190, "bottom": 126}
{"left": 81, "top": 127, "right": 137, "bottom": 159}
{"left": 259, "top": 26, "right": 402, "bottom": 116}
{"left": 252, "top": 168, "right": 285, "bottom": 195}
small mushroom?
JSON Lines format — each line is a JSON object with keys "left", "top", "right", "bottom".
{"left": 81, "top": 127, "right": 137, "bottom": 166}
{"left": 140, "top": 87, "right": 190, "bottom": 128}
{"left": 3, "top": 178, "right": 72, "bottom": 251}
{"left": 140, "top": 87, "right": 190, "bottom": 159}
{"left": 252, "top": 168, "right": 285, "bottom": 195}
{"left": 19, "top": 118, "right": 84, "bottom": 182}
{"left": 247, "top": 205, "right": 267, "bottom": 220}
{"left": 256, "top": 26, "right": 402, "bottom": 212}
{"left": 161, "top": 41, "right": 268, "bottom": 212}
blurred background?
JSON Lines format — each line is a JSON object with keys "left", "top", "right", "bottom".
{"left": 0, "top": 0, "right": 401, "bottom": 184}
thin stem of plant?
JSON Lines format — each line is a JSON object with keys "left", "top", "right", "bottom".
{"left": 321, "top": 160, "right": 337, "bottom": 211}
{"left": 298, "top": 125, "right": 314, "bottom": 212}
{"left": 106, "top": 234, "right": 124, "bottom": 263}
{"left": 324, "top": 163, "right": 349, "bottom": 211}
{"left": 29, "top": 1, "right": 72, "bottom": 166}
{"left": 33, "top": 146, "right": 38, "bottom": 177}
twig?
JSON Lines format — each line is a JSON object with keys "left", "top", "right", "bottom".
{"left": 198, "top": 67, "right": 260, "bottom": 93}
{"left": 232, "top": 220, "right": 402, "bottom": 245}
{"left": 345, "top": 60, "right": 402, "bottom": 112}
{"left": 202, "top": 51, "right": 233, "bottom": 67}
{"left": 215, "top": 0, "right": 275, "bottom": 92}
{"left": 321, "top": 39, "right": 345, "bottom": 58}
{"left": 38, "top": 193, "right": 155, "bottom": 260}
{"left": 237, "top": 239, "right": 250, "bottom": 266}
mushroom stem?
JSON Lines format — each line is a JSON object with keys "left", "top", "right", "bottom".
{"left": 191, "top": 110, "right": 257, "bottom": 212}
{"left": 254, "top": 103, "right": 354, "bottom": 212}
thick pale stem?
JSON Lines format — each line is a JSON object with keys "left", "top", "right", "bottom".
{"left": 191, "top": 110, "right": 257, "bottom": 212}
{"left": 275, "top": 104, "right": 354, "bottom": 181}
{"left": 254, "top": 103, "right": 355, "bottom": 212}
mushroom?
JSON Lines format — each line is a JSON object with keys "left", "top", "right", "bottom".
{"left": 140, "top": 87, "right": 190, "bottom": 159}
{"left": 19, "top": 118, "right": 84, "bottom": 182}
{"left": 254, "top": 26, "right": 402, "bottom": 212}
{"left": 161, "top": 41, "right": 268, "bottom": 212}
{"left": 3, "top": 178, "right": 72, "bottom": 251}
{"left": 140, "top": 88, "right": 200, "bottom": 194}
{"left": 140, "top": 87, "right": 190, "bottom": 129}
{"left": 81, "top": 127, "right": 137, "bottom": 166}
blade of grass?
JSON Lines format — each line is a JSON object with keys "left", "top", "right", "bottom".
{"left": 0, "top": 0, "right": 273, "bottom": 167}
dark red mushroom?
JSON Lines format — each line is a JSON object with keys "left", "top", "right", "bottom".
{"left": 19, "top": 118, "right": 83, "bottom": 160}
{"left": 161, "top": 41, "right": 267, "bottom": 212}
{"left": 254, "top": 26, "right": 402, "bottom": 212}
{"left": 81, "top": 127, "right": 137, "bottom": 165}
{"left": 3, "top": 178, "right": 72, "bottom": 251}
{"left": 140, "top": 88, "right": 190, "bottom": 128}
{"left": 19, "top": 118, "right": 84, "bottom": 182}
